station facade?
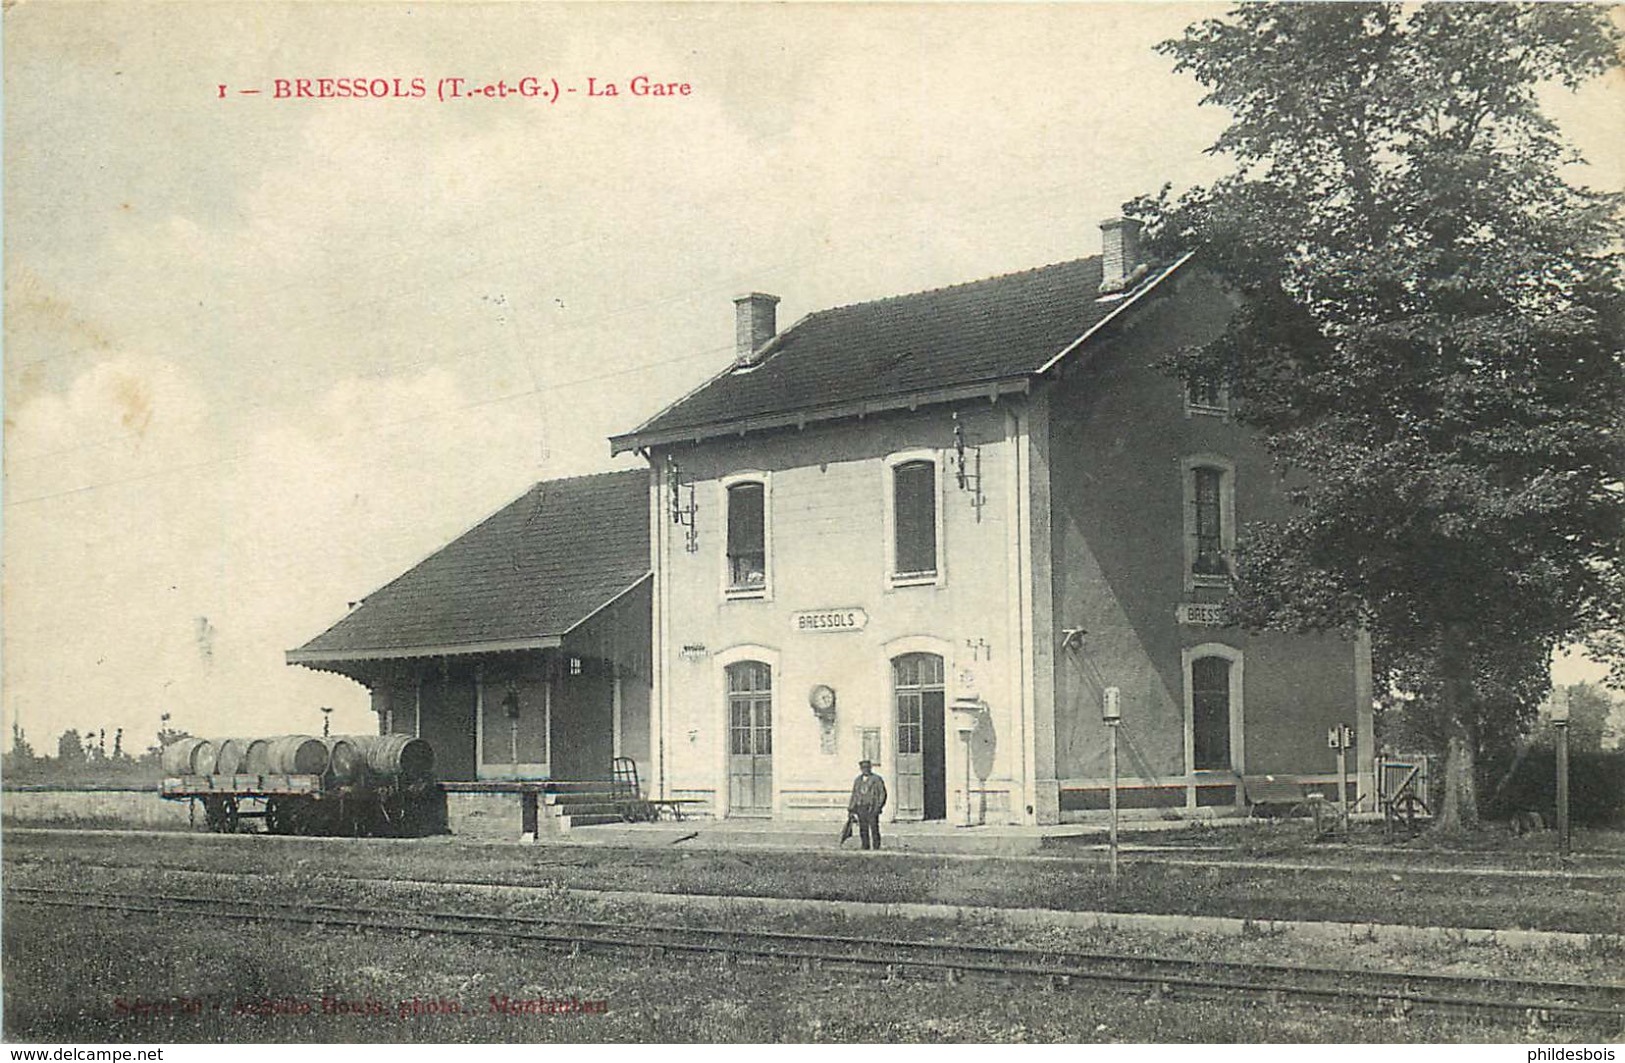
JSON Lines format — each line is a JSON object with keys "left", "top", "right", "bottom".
{"left": 293, "top": 219, "right": 1375, "bottom": 826}
{"left": 612, "top": 221, "right": 1374, "bottom": 825}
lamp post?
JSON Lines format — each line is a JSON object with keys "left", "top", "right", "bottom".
{"left": 1103, "top": 687, "right": 1122, "bottom": 884}
{"left": 1552, "top": 688, "right": 1571, "bottom": 859}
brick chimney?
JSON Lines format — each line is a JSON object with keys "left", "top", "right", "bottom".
{"left": 733, "top": 292, "right": 779, "bottom": 366}
{"left": 1098, "top": 217, "right": 1144, "bottom": 295}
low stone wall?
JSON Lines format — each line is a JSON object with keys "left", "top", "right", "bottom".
{"left": 444, "top": 792, "right": 529, "bottom": 840}
{"left": 2, "top": 787, "right": 195, "bottom": 830}
{"left": 3, "top": 786, "right": 554, "bottom": 841}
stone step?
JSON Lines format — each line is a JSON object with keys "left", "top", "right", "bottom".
{"left": 556, "top": 813, "right": 626, "bottom": 831}
{"left": 545, "top": 792, "right": 631, "bottom": 807}
{"left": 544, "top": 801, "right": 629, "bottom": 817}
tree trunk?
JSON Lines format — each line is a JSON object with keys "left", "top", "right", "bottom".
{"left": 1431, "top": 625, "right": 1480, "bottom": 835}
{"left": 1433, "top": 725, "right": 1479, "bottom": 833}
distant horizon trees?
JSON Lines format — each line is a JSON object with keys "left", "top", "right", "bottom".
{"left": 4, "top": 716, "right": 181, "bottom": 784}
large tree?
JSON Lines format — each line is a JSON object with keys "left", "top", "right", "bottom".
{"left": 1135, "top": 4, "right": 1624, "bottom": 831}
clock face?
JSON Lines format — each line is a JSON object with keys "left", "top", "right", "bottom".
{"left": 810, "top": 684, "right": 836, "bottom": 712}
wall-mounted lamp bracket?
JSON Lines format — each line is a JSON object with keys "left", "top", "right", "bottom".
{"left": 665, "top": 454, "right": 700, "bottom": 553}
{"left": 952, "top": 412, "right": 986, "bottom": 522}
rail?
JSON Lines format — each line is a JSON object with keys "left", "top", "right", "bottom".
{"left": 6, "top": 884, "right": 1621, "bottom": 1034}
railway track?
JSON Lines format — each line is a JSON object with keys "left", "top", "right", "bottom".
{"left": 9, "top": 826, "right": 1625, "bottom": 884}
{"left": 8, "top": 883, "right": 1623, "bottom": 1034}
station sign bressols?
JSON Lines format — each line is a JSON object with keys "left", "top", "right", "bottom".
{"left": 790, "top": 608, "right": 868, "bottom": 633}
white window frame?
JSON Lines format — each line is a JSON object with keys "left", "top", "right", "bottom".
{"left": 882, "top": 449, "right": 946, "bottom": 589}
{"left": 1181, "top": 454, "right": 1236, "bottom": 592}
{"left": 718, "top": 471, "right": 772, "bottom": 601}
{"left": 880, "top": 634, "right": 955, "bottom": 824}
{"left": 714, "top": 643, "right": 781, "bottom": 819}
{"left": 1181, "top": 642, "right": 1245, "bottom": 779}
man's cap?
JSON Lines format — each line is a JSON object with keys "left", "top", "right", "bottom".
{"left": 859, "top": 759, "right": 873, "bottom": 767}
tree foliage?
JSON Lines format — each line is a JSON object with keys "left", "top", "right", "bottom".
{"left": 1135, "top": 4, "right": 1625, "bottom": 830}
{"left": 56, "top": 728, "right": 87, "bottom": 768}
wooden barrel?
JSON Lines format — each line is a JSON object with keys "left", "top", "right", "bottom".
{"left": 257, "top": 735, "right": 329, "bottom": 776}
{"left": 352, "top": 734, "right": 434, "bottom": 782}
{"left": 160, "top": 737, "right": 216, "bottom": 776}
{"left": 242, "top": 738, "right": 272, "bottom": 774}
{"left": 322, "top": 736, "right": 365, "bottom": 785}
{"left": 212, "top": 738, "right": 248, "bottom": 775}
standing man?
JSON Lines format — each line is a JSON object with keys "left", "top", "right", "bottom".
{"left": 848, "top": 759, "right": 887, "bottom": 851}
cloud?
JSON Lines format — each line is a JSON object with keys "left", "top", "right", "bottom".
{"left": 4, "top": 354, "right": 550, "bottom": 745}
{"left": 5, "top": 352, "right": 211, "bottom": 502}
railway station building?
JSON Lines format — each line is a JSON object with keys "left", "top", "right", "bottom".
{"left": 288, "top": 471, "right": 653, "bottom": 787}
{"left": 610, "top": 219, "right": 1373, "bottom": 826}
{"left": 291, "top": 218, "right": 1375, "bottom": 826}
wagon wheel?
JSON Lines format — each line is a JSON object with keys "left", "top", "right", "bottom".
{"left": 264, "top": 797, "right": 291, "bottom": 835}
{"left": 1395, "top": 793, "right": 1428, "bottom": 831}
{"left": 202, "top": 795, "right": 240, "bottom": 833}
{"left": 363, "top": 793, "right": 396, "bottom": 837}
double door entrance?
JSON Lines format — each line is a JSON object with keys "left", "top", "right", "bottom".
{"left": 722, "top": 652, "right": 949, "bottom": 820}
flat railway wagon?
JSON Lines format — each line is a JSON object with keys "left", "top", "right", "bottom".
{"left": 160, "top": 734, "right": 445, "bottom": 837}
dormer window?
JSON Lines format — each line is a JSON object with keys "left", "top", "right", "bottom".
{"left": 723, "top": 474, "right": 770, "bottom": 599}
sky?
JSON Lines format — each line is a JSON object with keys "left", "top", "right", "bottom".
{"left": 4, "top": 2, "right": 1622, "bottom": 754}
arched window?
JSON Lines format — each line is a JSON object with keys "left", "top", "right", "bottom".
{"left": 1192, "top": 467, "right": 1226, "bottom": 576}
{"left": 721, "top": 472, "right": 771, "bottom": 599}
{"left": 1181, "top": 456, "right": 1236, "bottom": 587}
{"left": 885, "top": 451, "right": 943, "bottom": 586}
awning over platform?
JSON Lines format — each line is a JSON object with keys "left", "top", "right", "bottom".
{"left": 288, "top": 469, "right": 651, "bottom": 668}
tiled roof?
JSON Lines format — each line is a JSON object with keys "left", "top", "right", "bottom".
{"left": 613, "top": 254, "right": 1185, "bottom": 452}
{"left": 289, "top": 469, "right": 649, "bottom": 662}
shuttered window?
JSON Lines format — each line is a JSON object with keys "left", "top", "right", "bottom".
{"left": 893, "top": 460, "right": 937, "bottom": 577}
